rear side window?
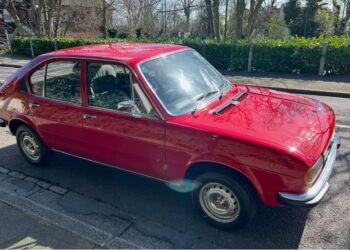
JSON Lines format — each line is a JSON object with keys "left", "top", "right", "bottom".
{"left": 30, "top": 65, "right": 45, "bottom": 96}
{"left": 29, "top": 61, "right": 81, "bottom": 104}
{"left": 45, "top": 61, "right": 81, "bottom": 104}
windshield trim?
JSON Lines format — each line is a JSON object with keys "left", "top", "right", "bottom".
{"left": 137, "top": 49, "right": 230, "bottom": 117}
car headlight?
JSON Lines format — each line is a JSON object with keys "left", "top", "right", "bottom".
{"left": 305, "top": 156, "right": 324, "bottom": 186}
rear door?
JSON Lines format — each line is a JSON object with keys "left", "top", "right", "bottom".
{"left": 27, "top": 59, "right": 85, "bottom": 156}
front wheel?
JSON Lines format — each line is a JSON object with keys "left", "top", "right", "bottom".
{"left": 16, "top": 125, "right": 51, "bottom": 166}
{"left": 192, "top": 173, "right": 257, "bottom": 230}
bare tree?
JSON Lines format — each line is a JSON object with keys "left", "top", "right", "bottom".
{"left": 235, "top": 0, "right": 245, "bottom": 39}
{"left": 1, "top": 0, "right": 26, "bottom": 34}
{"left": 264, "top": 0, "right": 277, "bottom": 12}
{"left": 245, "top": 0, "right": 264, "bottom": 37}
{"left": 31, "top": 0, "right": 63, "bottom": 37}
{"left": 102, "top": 0, "right": 118, "bottom": 38}
{"left": 54, "top": 0, "right": 62, "bottom": 37}
{"left": 339, "top": 0, "right": 350, "bottom": 34}
{"left": 331, "top": 0, "right": 350, "bottom": 35}
{"left": 103, "top": 0, "right": 107, "bottom": 37}
{"left": 44, "top": 0, "right": 55, "bottom": 37}
{"left": 180, "top": 0, "right": 195, "bottom": 33}
{"left": 120, "top": 0, "right": 161, "bottom": 36}
{"left": 204, "top": 0, "right": 214, "bottom": 37}
{"left": 212, "top": 0, "right": 221, "bottom": 39}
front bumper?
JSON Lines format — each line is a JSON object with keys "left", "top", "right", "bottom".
{"left": 278, "top": 133, "right": 341, "bottom": 207}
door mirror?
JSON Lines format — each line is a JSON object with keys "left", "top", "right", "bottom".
{"left": 117, "top": 100, "right": 134, "bottom": 111}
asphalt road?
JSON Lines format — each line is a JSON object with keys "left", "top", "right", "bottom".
{"left": 0, "top": 66, "right": 17, "bottom": 81}
{"left": 0, "top": 66, "right": 350, "bottom": 248}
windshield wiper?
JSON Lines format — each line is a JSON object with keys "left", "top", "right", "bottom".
{"left": 218, "top": 80, "right": 230, "bottom": 99}
{"left": 195, "top": 90, "right": 219, "bottom": 101}
{"left": 191, "top": 90, "right": 219, "bottom": 115}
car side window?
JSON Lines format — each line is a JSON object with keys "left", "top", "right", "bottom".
{"left": 87, "top": 62, "right": 157, "bottom": 118}
{"left": 29, "top": 61, "right": 81, "bottom": 104}
{"left": 30, "top": 65, "right": 45, "bottom": 96}
{"left": 45, "top": 61, "right": 81, "bottom": 104}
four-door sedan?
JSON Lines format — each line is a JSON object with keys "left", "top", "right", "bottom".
{"left": 0, "top": 43, "right": 340, "bottom": 229}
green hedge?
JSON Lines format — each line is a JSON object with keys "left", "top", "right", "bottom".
{"left": 10, "top": 36, "right": 350, "bottom": 75}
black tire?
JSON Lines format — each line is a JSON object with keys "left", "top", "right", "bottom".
{"left": 16, "top": 125, "right": 51, "bottom": 166}
{"left": 192, "top": 172, "right": 257, "bottom": 230}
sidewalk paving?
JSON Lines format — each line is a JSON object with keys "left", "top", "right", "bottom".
{"left": 0, "top": 201, "right": 98, "bottom": 249}
{"left": 224, "top": 71, "right": 350, "bottom": 97}
{"left": 0, "top": 54, "right": 31, "bottom": 68}
{"left": 0, "top": 160, "right": 209, "bottom": 249}
{"left": 1, "top": 53, "right": 350, "bottom": 97}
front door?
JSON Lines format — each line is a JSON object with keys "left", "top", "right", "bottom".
{"left": 27, "top": 60, "right": 85, "bottom": 156}
{"left": 81, "top": 61, "right": 166, "bottom": 179}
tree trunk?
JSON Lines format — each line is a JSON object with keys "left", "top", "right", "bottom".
{"left": 204, "top": 0, "right": 215, "bottom": 38}
{"left": 2, "top": 0, "right": 25, "bottom": 34}
{"left": 235, "top": 0, "right": 245, "bottom": 39}
{"left": 54, "top": 0, "right": 62, "bottom": 37}
{"left": 212, "top": 0, "right": 221, "bottom": 40}
{"left": 181, "top": 0, "right": 193, "bottom": 33}
{"left": 103, "top": 0, "right": 107, "bottom": 38}
{"left": 35, "top": 0, "right": 44, "bottom": 36}
{"left": 44, "top": 0, "right": 53, "bottom": 37}
{"left": 185, "top": 14, "right": 190, "bottom": 33}
{"left": 339, "top": 0, "right": 350, "bottom": 35}
{"left": 246, "top": 0, "right": 264, "bottom": 38}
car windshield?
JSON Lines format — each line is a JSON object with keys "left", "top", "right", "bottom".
{"left": 139, "top": 50, "right": 231, "bottom": 116}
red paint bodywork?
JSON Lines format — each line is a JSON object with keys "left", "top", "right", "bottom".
{"left": 0, "top": 43, "right": 336, "bottom": 205}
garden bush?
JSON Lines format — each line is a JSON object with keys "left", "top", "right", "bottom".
{"left": 10, "top": 35, "right": 350, "bottom": 75}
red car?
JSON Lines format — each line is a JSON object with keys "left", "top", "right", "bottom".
{"left": 0, "top": 43, "right": 340, "bottom": 229}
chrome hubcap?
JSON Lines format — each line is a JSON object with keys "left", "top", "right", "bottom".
{"left": 21, "top": 133, "right": 40, "bottom": 161}
{"left": 199, "top": 182, "right": 240, "bottom": 223}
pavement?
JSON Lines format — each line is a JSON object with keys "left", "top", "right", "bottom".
{"left": 224, "top": 71, "right": 350, "bottom": 98}
{"left": 0, "top": 54, "right": 30, "bottom": 68}
{"left": 0, "top": 201, "right": 98, "bottom": 249}
{"left": 1, "top": 54, "right": 350, "bottom": 97}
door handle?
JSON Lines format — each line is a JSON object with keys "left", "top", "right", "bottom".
{"left": 83, "top": 113, "right": 97, "bottom": 119}
{"left": 29, "top": 102, "right": 40, "bottom": 108}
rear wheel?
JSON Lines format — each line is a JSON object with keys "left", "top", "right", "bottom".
{"left": 16, "top": 125, "right": 51, "bottom": 166}
{"left": 192, "top": 173, "right": 257, "bottom": 230}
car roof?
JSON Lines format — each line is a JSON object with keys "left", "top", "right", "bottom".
{"left": 44, "top": 42, "right": 188, "bottom": 66}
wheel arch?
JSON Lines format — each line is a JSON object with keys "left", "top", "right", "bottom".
{"left": 8, "top": 117, "right": 38, "bottom": 136}
{"left": 184, "top": 161, "right": 265, "bottom": 204}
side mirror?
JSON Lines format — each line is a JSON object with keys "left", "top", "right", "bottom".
{"left": 117, "top": 100, "right": 134, "bottom": 111}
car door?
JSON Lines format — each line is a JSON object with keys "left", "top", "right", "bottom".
{"left": 27, "top": 59, "right": 85, "bottom": 156}
{"left": 81, "top": 61, "right": 166, "bottom": 179}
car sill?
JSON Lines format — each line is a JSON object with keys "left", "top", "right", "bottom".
{"left": 51, "top": 148, "right": 169, "bottom": 184}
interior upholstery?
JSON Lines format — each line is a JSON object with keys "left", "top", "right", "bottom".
{"left": 45, "top": 75, "right": 81, "bottom": 104}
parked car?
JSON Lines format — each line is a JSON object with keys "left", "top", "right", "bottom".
{"left": 0, "top": 43, "right": 340, "bottom": 229}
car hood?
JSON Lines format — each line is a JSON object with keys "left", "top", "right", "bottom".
{"left": 174, "top": 84, "right": 335, "bottom": 166}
